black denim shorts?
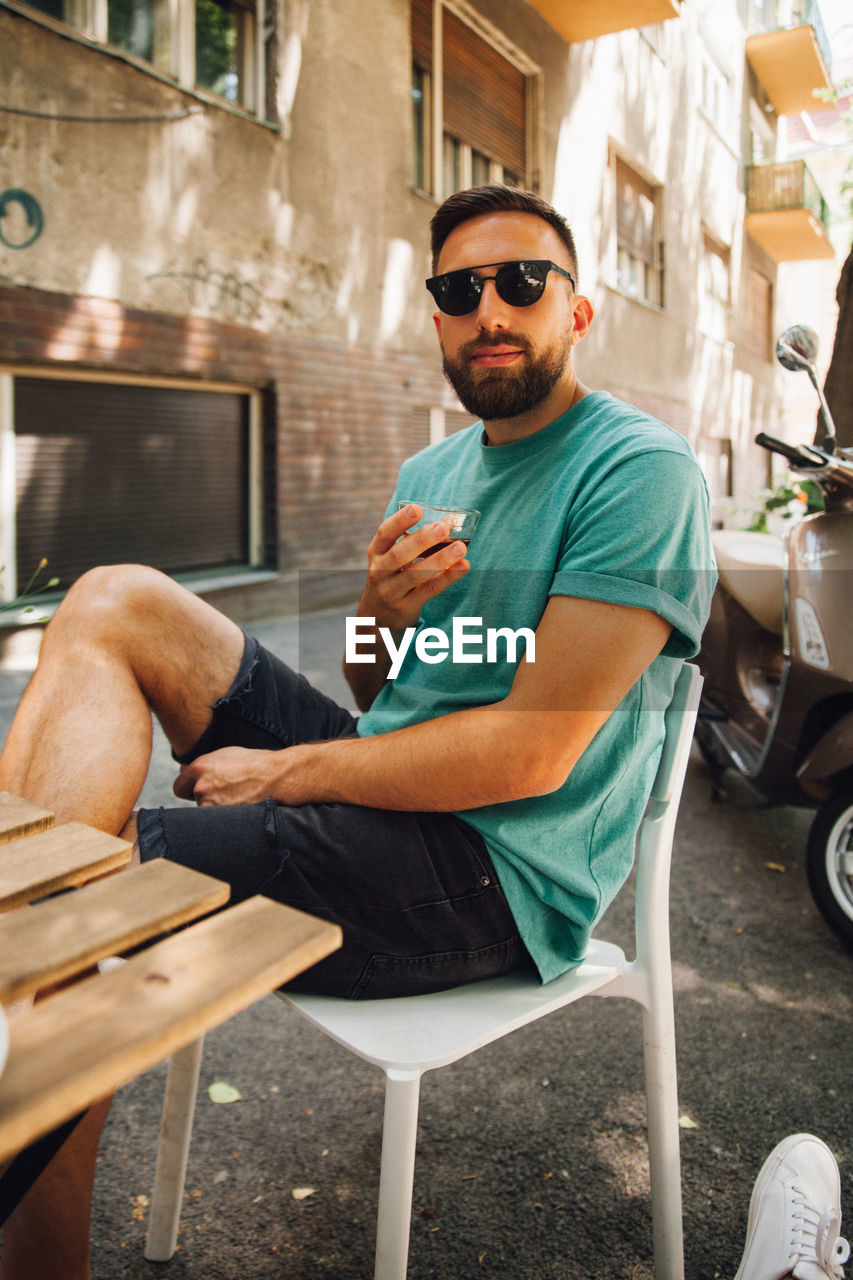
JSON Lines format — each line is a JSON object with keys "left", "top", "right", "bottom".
{"left": 137, "top": 635, "right": 529, "bottom": 999}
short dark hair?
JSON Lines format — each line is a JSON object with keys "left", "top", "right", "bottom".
{"left": 430, "top": 185, "right": 579, "bottom": 281}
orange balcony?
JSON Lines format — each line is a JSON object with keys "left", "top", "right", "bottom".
{"left": 523, "top": 0, "right": 681, "bottom": 44}
{"left": 745, "top": 1, "right": 833, "bottom": 116}
{"left": 746, "top": 160, "right": 834, "bottom": 260}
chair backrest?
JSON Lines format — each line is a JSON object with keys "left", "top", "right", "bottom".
{"left": 650, "top": 662, "right": 703, "bottom": 804}
{"left": 632, "top": 661, "right": 702, "bottom": 962}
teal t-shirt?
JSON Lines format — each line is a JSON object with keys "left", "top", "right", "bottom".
{"left": 357, "top": 391, "right": 716, "bottom": 983}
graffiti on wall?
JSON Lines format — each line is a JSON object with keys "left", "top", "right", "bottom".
{"left": 147, "top": 257, "right": 262, "bottom": 324}
{"left": 0, "top": 189, "right": 44, "bottom": 249}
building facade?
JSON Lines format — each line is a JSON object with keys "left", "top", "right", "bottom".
{"left": 0, "top": 0, "right": 843, "bottom": 645}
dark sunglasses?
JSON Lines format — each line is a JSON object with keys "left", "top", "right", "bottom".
{"left": 425, "top": 259, "right": 576, "bottom": 316}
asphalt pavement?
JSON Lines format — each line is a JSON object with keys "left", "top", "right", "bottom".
{"left": 1, "top": 606, "right": 851, "bottom": 1280}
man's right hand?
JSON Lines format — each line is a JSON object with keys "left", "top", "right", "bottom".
{"left": 342, "top": 504, "right": 471, "bottom": 711}
{"left": 359, "top": 503, "right": 471, "bottom": 632}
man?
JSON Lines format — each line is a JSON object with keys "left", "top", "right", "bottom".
{"left": 0, "top": 184, "right": 715, "bottom": 1276}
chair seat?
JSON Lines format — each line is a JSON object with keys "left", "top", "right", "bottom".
{"left": 281, "top": 938, "right": 627, "bottom": 1073}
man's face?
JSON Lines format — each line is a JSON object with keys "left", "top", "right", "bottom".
{"left": 431, "top": 211, "right": 591, "bottom": 423}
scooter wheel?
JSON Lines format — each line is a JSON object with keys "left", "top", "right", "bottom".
{"left": 806, "top": 794, "right": 853, "bottom": 950}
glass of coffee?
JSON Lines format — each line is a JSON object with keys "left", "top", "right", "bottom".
{"left": 398, "top": 501, "right": 480, "bottom": 557}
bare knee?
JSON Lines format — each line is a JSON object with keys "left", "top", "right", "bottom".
{"left": 39, "top": 564, "right": 243, "bottom": 743}
{"left": 57, "top": 565, "right": 174, "bottom": 632}
{"left": 45, "top": 565, "right": 189, "bottom": 662}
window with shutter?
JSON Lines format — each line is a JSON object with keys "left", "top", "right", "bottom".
{"left": 6, "top": 376, "right": 263, "bottom": 596}
{"left": 747, "top": 269, "right": 773, "bottom": 360}
{"left": 699, "top": 231, "right": 731, "bottom": 342}
{"left": 410, "top": 0, "right": 537, "bottom": 197}
{"left": 612, "top": 154, "right": 664, "bottom": 307}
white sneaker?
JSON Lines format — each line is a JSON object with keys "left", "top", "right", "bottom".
{"left": 734, "top": 1134, "right": 850, "bottom": 1280}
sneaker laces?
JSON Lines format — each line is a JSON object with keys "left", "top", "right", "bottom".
{"left": 790, "top": 1184, "right": 851, "bottom": 1280}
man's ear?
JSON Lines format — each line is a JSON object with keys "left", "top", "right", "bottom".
{"left": 570, "top": 295, "right": 594, "bottom": 346}
{"left": 432, "top": 311, "right": 442, "bottom": 339}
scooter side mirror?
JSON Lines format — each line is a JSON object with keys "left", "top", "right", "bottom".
{"left": 776, "top": 324, "right": 819, "bottom": 373}
{"left": 775, "top": 324, "right": 837, "bottom": 454}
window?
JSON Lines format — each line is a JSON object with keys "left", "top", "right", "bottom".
{"left": 747, "top": 269, "right": 773, "bottom": 359}
{"left": 414, "top": 406, "right": 478, "bottom": 448}
{"left": 696, "top": 435, "right": 733, "bottom": 505}
{"left": 699, "top": 232, "right": 731, "bottom": 342}
{"left": 411, "top": 0, "right": 537, "bottom": 198}
{"left": 107, "top": 0, "right": 171, "bottom": 72}
{"left": 700, "top": 52, "right": 732, "bottom": 138}
{"left": 195, "top": 0, "right": 257, "bottom": 105}
{"left": 411, "top": 63, "right": 428, "bottom": 191}
{"left": 612, "top": 154, "right": 664, "bottom": 307}
{"left": 20, "top": 0, "right": 271, "bottom": 116}
{"left": 1, "top": 374, "right": 265, "bottom": 600}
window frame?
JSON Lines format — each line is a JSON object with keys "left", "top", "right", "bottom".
{"left": 411, "top": 0, "right": 540, "bottom": 200}
{"left": 699, "top": 228, "right": 732, "bottom": 342}
{"left": 696, "top": 434, "right": 734, "bottom": 505}
{"left": 14, "top": 0, "right": 271, "bottom": 121}
{"left": 608, "top": 149, "right": 666, "bottom": 310}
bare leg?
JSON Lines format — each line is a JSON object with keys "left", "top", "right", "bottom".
{"left": 0, "top": 564, "right": 245, "bottom": 831}
{"left": 0, "top": 565, "right": 245, "bottom": 1277}
{"left": 0, "top": 1100, "right": 111, "bottom": 1280}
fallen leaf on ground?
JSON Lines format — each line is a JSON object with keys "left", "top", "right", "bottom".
{"left": 131, "top": 1194, "right": 149, "bottom": 1222}
{"left": 291, "top": 1187, "right": 316, "bottom": 1201}
{"left": 679, "top": 1114, "right": 699, "bottom": 1129}
{"left": 208, "top": 1081, "right": 242, "bottom": 1104}
{"left": 764, "top": 862, "right": 786, "bottom": 873}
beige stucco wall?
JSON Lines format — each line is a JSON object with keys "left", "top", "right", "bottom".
{"left": 0, "top": 0, "right": 437, "bottom": 351}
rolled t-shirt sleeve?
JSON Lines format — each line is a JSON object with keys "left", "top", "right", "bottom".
{"left": 550, "top": 448, "right": 717, "bottom": 658}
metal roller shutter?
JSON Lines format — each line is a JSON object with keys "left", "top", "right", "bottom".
{"left": 442, "top": 9, "right": 526, "bottom": 177}
{"left": 14, "top": 378, "right": 249, "bottom": 591}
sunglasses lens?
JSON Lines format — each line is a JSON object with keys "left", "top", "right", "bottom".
{"left": 430, "top": 271, "right": 482, "bottom": 316}
{"left": 497, "top": 261, "right": 548, "bottom": 307}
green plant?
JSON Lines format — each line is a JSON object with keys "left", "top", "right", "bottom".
{"left": 745, "top": 476, "right": 824, "bottom": 533}
{"left": 0, "top": 559, "right": 60, "bottom": 617}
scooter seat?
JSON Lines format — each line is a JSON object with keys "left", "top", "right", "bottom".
{"left": 712, "top": 529, "right": 785, "bottom": 634}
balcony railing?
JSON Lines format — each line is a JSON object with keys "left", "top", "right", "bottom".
{"left": 745, "top": 159, "right": 834, "bottom": 260}
{"left": 747, "top": 159, "right": 828, "bottom": 224}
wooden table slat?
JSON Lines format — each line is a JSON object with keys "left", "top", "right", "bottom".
{"left": 0, "top": 896, "right": 342, "bottom": 1161}
{"left": 0, "top": 793, "right": 54, "bottom": 845}
{"left": 0, "top": 861, "right": 232, "bottom": 1003}
{"left": 0, "top": 824, "right": 132, "bottom": 910}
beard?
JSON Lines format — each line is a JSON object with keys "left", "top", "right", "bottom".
{"left": 441, "top": 330, "right": 573, "bottom": 420}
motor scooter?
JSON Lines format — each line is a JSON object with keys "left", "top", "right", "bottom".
{"left": 695, "top": 325, "right": 853, "bottom": 949}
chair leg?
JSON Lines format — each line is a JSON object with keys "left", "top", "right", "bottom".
{"left": 373, "top": 1067, "right": 423, "bottom": 1280}
{"left": 145, "top": 1036, "right": 205, "bottom": 1262}
{"left": 642, "top": 1005, "right": 685, "bottom": 1280}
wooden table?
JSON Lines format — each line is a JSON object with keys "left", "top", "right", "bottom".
{"left": 0, "top": 791, "right": 342, "bottom": 1182}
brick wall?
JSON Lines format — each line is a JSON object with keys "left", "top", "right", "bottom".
{"left": 0, "top": 283, "right": 448, "bottom": 619}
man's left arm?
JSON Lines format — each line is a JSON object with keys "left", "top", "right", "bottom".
{"left": 175, "top": 595, "right": 672, "bottom": 810}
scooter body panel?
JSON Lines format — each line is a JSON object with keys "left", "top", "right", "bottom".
{"left": 788, "top": 513, "right": 853, "bottom": 685}
{"left": 698, "top": 509, "right": 853, "bottom": 807}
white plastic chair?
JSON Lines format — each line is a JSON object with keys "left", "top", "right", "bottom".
{"left": 146, "top": 662, "right": 702, "bottom": 1280}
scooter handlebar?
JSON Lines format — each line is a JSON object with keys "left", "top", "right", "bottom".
{"left": 755, "top": 433, "right": 825, "bottom": 468}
